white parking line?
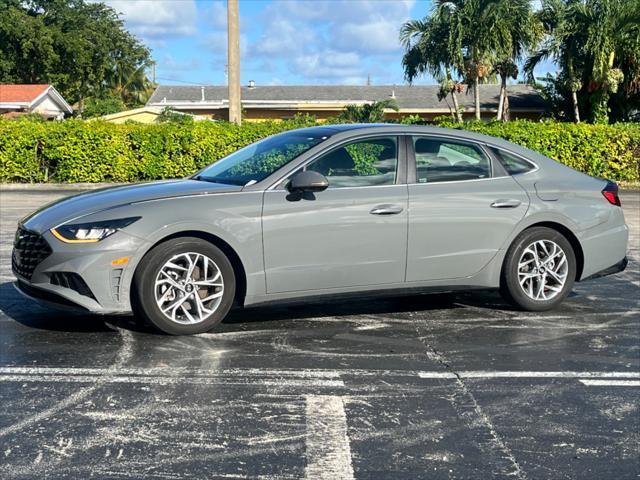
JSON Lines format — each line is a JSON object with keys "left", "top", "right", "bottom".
{"left": 579, "top": 379, "right": 640, "bottom": 387}
{"left": 427, "top": 371, "right": 640, "bottom": 379}
{"left": 0, "top": 366, "right": 342, "bottom": 378}
{"left": 304, "top": 395, "right": 354, "bottom": 480}
{"left": 0, "top": 374, "right": 344, "bottom": 388}
{"left": 0, "top": 367, "right": 638, "bottom": 383}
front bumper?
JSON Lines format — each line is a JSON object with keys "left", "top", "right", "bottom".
{"left": 12, "top": 227, "right": 149, "bottom": 313}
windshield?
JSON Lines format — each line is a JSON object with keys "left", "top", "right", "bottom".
{"left": 194, "top": 130, "right": 331, "bottom": 186}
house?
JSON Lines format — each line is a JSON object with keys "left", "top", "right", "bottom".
{"left": 97, "top": 107, "right": 164, "bottom": 124}
{"left": 146, "top": 84, "right": 547, "bottom": 122}
{"left": 97, "top": 106, "right": 206, "bottom": 124}
{"left": 0, "top": 84, "right": 73, "bottom": 119}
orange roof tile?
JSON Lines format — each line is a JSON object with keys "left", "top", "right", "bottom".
{"left": 0, "top": 84, "right": 50, "bottom": 103}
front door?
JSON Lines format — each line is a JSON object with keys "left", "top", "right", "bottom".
{"left": 407, "top": 136, "right": 530, "bottom": 282}
{"left": 262, "top": 136, "right": 408, "bottom": 294}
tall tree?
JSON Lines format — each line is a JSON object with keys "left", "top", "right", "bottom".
{"left": 401, "top": 16, "right": 464, "bottom": 123}
{"left": 525, "top": 0, "right": 585, "bottom": 122}
{"left": 431, "top": 0, "right": 503, "bottom": 121}
{"left": 0, "top": 0, "right": 153, "bottom": 108}
{"left": 492, "top": 0, "right": 541, "bottom": 121}
{"left": 576, "top": 0, "right": 640, "bottom": 123}
{"left": 526, "top": 0, "right": 640, "bottom": 123}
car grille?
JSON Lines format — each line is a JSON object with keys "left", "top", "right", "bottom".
{"left": 12, "top": 227, "right": 52, "bottom": 281}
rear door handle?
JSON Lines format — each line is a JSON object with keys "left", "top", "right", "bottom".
{"left": 370, "top": 204, "right": 404, "bottom": 215}
{"left": 490, "top": 199, "right": 522, "bottom": 209}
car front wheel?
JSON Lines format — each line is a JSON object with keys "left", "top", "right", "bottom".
{"left": 132, "top": 237, "right": 236, "bottom": 335}
{"left": 501, "top": 227, "right": 576, "bottom": 311}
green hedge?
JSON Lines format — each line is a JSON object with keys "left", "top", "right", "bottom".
{"left": 0, "top": 118, "right": 638, "bottom": 183}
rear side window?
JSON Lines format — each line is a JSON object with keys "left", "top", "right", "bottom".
{"left": 412, "top": 137, "right": 491, "bottom": 183}
{"left": 492, "top": 148, "right": 535, "bottom": 175}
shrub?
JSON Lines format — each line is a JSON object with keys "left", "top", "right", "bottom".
{"left": 0, "top": 117, "right": 637, "bottom": 183}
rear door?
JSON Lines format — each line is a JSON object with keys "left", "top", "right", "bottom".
{"left": 407, "top": 135, "right": 529, "bottom": 282}
{"left": 262, "top": 135, "right": 408, "bottom": 294}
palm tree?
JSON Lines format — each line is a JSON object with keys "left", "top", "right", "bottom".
{"left": 432, "top": 0, "right": 504, "bottom": 121}
{"left": 400, "top": 17, "right": 464, "bottom": 122}
{"left": 492, "top": 0, "right": 541, "bottom": 121}
{"left": 105, "top": 57, "right": 155, "bottom": 107}
{"left": 576, "top": 0, "right": 640, "bottom": 123}
{"left": 336, "top": 99, "right": 399, "bottom": 123}
{"left": 525, "top": 0, "right": 585, "bottom": 122}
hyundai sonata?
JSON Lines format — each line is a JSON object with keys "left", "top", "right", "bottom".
{"left": 13, "top": 125, "right": 628, "bottom": 334}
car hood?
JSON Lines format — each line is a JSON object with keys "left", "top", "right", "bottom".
{"left": 21, "top": 179, "right": 242, "bottom": 233}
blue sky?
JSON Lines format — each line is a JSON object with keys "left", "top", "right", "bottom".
{"left": 103, "top": 0, "right": 553, "bottom": 87}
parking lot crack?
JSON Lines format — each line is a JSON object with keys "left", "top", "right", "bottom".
{"left": 416, "top": 333, "right": 528, "bottom": 480}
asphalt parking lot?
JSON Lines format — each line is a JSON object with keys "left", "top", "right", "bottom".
{"left": 0, "top": 188, "right": 638, "bottom": 479}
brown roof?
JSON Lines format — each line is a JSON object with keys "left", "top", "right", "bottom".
{"left": 0, "top": 84, "right": 50, "bottom": 103}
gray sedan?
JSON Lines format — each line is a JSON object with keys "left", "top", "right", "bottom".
{"left": 13, "top": 125, "right": 628, "bottom": 334}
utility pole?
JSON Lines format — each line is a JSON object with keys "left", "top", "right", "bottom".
{"left": 227, "top": 0, "right": 241, "bottom": 125}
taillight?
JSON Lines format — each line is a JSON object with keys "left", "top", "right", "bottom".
{"left": 602, "top": 180, "right": 621, "bottom": 206}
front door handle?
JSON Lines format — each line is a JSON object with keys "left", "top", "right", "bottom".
{"left": 490, "top": 199, "right": 522, "bottom": 209}
{"left": 370, "top": 204, "right": 404, "bottom": 215}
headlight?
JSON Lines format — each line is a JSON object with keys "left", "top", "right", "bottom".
{"left": 51, "top": 217, "right": 141, "bottom": 243}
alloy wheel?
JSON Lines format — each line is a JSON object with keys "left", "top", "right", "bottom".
{"left": 517, "top": 240, "right": 568, "bottom": 301}
{"left": 154, "top": 252, "right": 224, "bottom": 324}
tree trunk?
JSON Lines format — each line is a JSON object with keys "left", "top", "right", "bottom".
{"left": 451, "top": 91, "right": 462, "bottom": 123}
{"left": 497, "top": 74, "right": 506, "bottom": 121}
{"left": 503, "top": 92, "right": 510, "bottom": 121}
{"left": 474, "top": 76, "right": 481, "bottom": 121}
{"left": 571, "top": 89, "right": 580, "bottom": 123}
{"left": 567, "top": 56, "right": 580, "bottom": 123}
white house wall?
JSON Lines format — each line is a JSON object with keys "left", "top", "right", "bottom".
{"left": 30, "top": 95, "right": 66, "bottom": 119}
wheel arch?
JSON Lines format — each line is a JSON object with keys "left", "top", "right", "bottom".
{"left": 511, "top": 221, "right": 584, "bottom": 281}
{"left": 133, "top": 230, "right": 248, "bottom": 305}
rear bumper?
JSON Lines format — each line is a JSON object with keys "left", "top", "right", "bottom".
{"left": 581, "top": 256, "right": 628, "bottom": 282}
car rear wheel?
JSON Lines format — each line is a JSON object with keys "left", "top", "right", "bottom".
{"left": 132, "top": 237, "right": 235, "bottom": 335}
{"left": 501, "top": 227, "right": 576, "bottom": 311}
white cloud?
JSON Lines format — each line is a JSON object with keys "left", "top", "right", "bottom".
{"left": 292, "top": 51, "right": 362, "bottom": 79}
{"left": 206, "top": 1, "right": 228, "bottom": 30}
{"left": 161, "top": 55, "right": 201, "bottom": 72}
{"left": 253, "top": 17, "right": 316, "bottom": 55}
{"left": 249, "top": 0, "right": 415, "bottom": 83}
{"left": 102, "top": 0, "right": 197, "bottom": 39}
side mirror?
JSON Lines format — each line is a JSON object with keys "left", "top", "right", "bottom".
{"left": 288, "top": 170, "right": 329, "bottom": 193}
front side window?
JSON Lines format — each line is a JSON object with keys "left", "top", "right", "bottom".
{"left": 195, "top": 129, "right": 333, "bottom": 186}
{"left": 304, "top": 137, "right": 398, "bottom": 188}
{"left": 413, "top": 137, "right": 491, "bottom": 183}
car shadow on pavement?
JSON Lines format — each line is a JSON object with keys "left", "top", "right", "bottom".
{"left": 1, "top": 280, "right": 517, "bottom": 334}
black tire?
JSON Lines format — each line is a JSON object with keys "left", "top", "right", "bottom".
{"left": 500, "top": 227, "right": 576, "bottom": 311}
{"left": 132, "top": 237, "right": 235, "bottom": 335}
